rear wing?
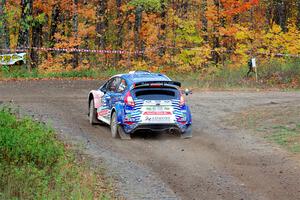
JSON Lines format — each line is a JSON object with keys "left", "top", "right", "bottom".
{"left": 133, "top": 81, "right": 181, "bottom": 88}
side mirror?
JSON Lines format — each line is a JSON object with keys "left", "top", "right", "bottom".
{"left": 183, "top": 88, "right": 192, "bottom": 96}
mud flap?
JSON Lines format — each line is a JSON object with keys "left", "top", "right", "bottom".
{"left": 181, "top": 126, "right": 192, "bottom": 139}
{"left": 118, "top": 126, "right": 131, "bottom": 140}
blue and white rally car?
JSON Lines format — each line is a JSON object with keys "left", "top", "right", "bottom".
{"left": 88, "top": 71, "right": 192, "bottom": 139}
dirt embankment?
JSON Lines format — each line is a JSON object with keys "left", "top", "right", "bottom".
{"left": 0, "top": 80, "right": 300, "bottom": 200}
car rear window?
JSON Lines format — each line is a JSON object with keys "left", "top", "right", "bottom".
{"left": 134, "top": 88, "right": 178, "bottom": 100}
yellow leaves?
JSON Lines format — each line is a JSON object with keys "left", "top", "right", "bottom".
{"left": 78, "top": 5, "right": 96, "bottom": 21}
{"left": 206, "top": 4, "right": 219, "bottom": 22}
{"left": 140, "top": 13, "right": 160, "bottom": 44}
{"left": 260, "top": 24, "right": 288, "bottom": 56}
{"left": 282, "top": 24, "right": 300, "bottom": 54}
{"left": 234, "top": 25, "right": 253, "bottom": 40}
{"left": 131, "top": 60, "right": 150, "bottom": 71}
{"left": 270, "top": 24, "right": 282, "bottom": 35}
{"left": 233, "top": 43, "right": 250, "bottom": 67}
{"left": 78, "top": 23, "right": 96, "bottom": 38}
{"left": 235, "top": 31, "right": 248, "bottom": 40}
{"left": 219, "top": 26, "right": 238, "bottom": 37}
{"left": 173, "top": 45, "right": 212, "bottom": 72}
{"left": 39, "top": 54, "right": 66, "bottom": 74}
{"left": 54, "top": 33, "right": 82, "bottom": 49}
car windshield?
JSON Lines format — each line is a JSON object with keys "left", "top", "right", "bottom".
{"left": 134, "top": 88, "right": 178, "bottom": 100}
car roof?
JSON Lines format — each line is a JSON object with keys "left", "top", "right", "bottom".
{"left": 118, "top": 71, "right": 171, "bottom": 84}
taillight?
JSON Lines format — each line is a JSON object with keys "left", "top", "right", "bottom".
{"left": 124, "top": 91, "right": 135, "bottom": 106}
{"left": 179, "top": 94, "right": 185, "bottom": 106}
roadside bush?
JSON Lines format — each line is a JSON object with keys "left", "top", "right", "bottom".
{"left": 0, "top": 108, "right": 109, "bottom": 199}
{"left": 0, "top": 110, "right": 64, "bottom": 168}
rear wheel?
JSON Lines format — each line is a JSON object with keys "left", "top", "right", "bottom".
{"left": 89, "top": 99, "right": 99, "bottom": 125}
{"left": 181, "top": 126, "right": 193, "bottom": 139}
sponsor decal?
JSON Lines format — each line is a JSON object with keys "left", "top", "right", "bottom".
{"left": 144, "top": 116, "right": 171, "bottom": 122}
{"left": 143, "top": 111, "right": 172, "bottom": 115}
{"left": 98, "top": 109, "right": 109, "bottom": 116}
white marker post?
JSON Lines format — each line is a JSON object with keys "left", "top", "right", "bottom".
{"left": 251, "top": 57, "right": 257, "bottom": 82}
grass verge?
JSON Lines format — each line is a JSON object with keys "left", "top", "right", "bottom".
{"left": 170, "top": 58, "right": 300, "bottom": 89}
{"left": 267, "top": 125, "right": 300, "bottom": 153}
{"left": 227, "top": 104, "right": 300, "bottom": 153}
{"left": 1, "top": 58, "right": 300, "bottom": 89}
{"left": 0, "top": 107, "right": 113, "bottom": 199}
{"left": 0, "top": 66, "right": 121, "bottom": 80}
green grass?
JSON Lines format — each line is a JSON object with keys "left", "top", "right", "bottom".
{"left": 0, "top": 65, "right": 123, "bottom": 79}
{"left": 266, "top": 125, "right": 300, "bottom": 153}
{"left": 170, "top": 58, "right": 300, "bottom": 89}
{"left": 0, "top": 107, "right": 112, "bottom": 199}
{"left": 227, "top": 104, "right": 300, "bottom": 153}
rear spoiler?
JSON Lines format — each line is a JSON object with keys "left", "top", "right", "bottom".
{"left": 133, "top": 81, "right": 181, "bottom": 88}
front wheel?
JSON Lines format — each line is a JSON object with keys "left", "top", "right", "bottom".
{"left": 89, "top": 99, "right": 99, "bottom": 125}
{"left": 110, "top": 112, "right": 119, "bottom": 138}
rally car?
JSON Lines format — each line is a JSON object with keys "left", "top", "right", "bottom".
{"left": 88, "top": 71, "right": 192, "bottom": 139}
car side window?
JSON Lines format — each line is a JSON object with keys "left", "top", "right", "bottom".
{"left": 107, "top": 78, "right": 120, "bottom": 92}
{"left": 117, "top": 78, "right": 127, "bottom": 93}
{"left": 100, "top": 81, "right": 109, "bottom": 92}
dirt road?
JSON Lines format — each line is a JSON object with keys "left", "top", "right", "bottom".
{"left": 1, "top": 80, "right": 300, "bottom": 200}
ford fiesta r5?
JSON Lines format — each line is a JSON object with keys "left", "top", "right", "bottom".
{"left": 88, "top": 71, "right": 192, "bottom": 139}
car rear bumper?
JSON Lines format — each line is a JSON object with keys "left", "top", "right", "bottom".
{"left": 126, "top": 123, "right": 191, "bottom": 135}
{"left": 132, "top": 123, "right": 179, "bottom": 132}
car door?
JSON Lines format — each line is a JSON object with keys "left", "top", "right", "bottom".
{"left": 101, "top": 77, "right": 120, "bottom": 123}
{"left": 96, "top": 78, "right": 114, "bottom": 124}
{"left": 110, "top": 77, "right": 126, "bottom": 107}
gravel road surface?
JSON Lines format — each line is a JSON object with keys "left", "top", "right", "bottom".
{"left": 1, "top": 80, "right": 300, "bottom": 200}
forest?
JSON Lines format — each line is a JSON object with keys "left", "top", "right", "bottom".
{"left": 0, "top": 0, "right": 300, "bottom": 82}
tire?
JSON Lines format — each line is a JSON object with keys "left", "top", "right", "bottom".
{"left": 89, "top": 99, "right": 99, "bottom": 125}
{"left": 181, "top": 126, "right": 193, "bottom": 139}
{"left": 110, "top": 112, "right": 119, "bottom": 138}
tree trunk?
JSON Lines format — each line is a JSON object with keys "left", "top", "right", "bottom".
{"left": 201, "top": 0, "right": 208, "bottom": 41}
{"left": 158, "top": 0, "right": 166, "bottom": 57}
{"left": 212, "top": 0, "right": 221, "bottom": 65}
{"left": 72, "top": 0, "right": 79, "bottom": 68}
{"left": 30, "top": 8, "right": 43, "bottom": 68}
{"left": 297, "top": 0, "right": 300, "bottom": 29}
{"left": 49, "top": 4, "right": 60, "bottom": 47}
{"left": 181, "top": 0, "right": 189, "bottom": 19}
{"left": 265, "top": 0, "right": 289, "bottom": 31}
{"left": 274, "top": 0, "right": 287, "bottom": 31}
{"left": 17, "top": 0, "right": 33, "bottom": 49}
{"left": 115, "top": 0, "right": 123, "bottom": 63}
{"left": 0, "top": 0, "right": 10, "bottom": 53}
{"left": 134, "top": 6, "right": 142, "bottom": 59}
{"left": 95, "top": 0, "right": 108, "bottom": 49}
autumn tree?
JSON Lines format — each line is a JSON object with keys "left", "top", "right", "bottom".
{"left": 17, "top": 0, "right": 33, "bottom": 49}
{"left": 49, "top": 4, "right": 60, "bottom": 48}
{"left": 30, "top": 0, "right": 48, "bottom": 68}
{"left": 2, "top": 0, "right": 300, "bottom": 74}
{"left": 297, "top": 0, "right": 300, "bottom": 29}
{"left": 115, "top": 0, "right": 124, "bottom": 61}
{"left": 95, "top": 0, "right": 108, "bottom": 49}
{"left": 72, "top": 0, "right": 79, "bottom": 68}
{"left": 0, "top": 0, "right": 10, "bottom": 52}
